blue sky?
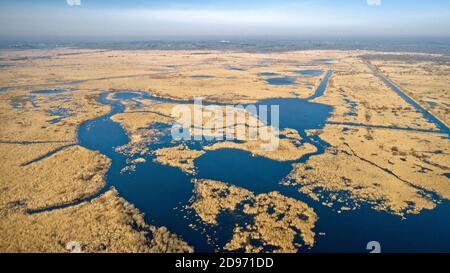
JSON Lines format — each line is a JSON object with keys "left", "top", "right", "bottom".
{"left": 0, "top": 0, "right": 449, "bottom": 38}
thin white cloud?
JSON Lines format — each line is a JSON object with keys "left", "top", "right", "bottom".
{"left": 3, "top": 3, "right": 449, "bottom": 37}
{"left": 67, "top": 0, "right": 81, "bottom": 6}
{"left": 119, "top": 9, "right": 316, "bottom": 26}
{"left": 367, "top": 0, "right": 381, "bottom": 6}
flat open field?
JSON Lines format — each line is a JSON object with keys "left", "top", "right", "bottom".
{"left": 0, "top": 49, "right": 449, "bottom": 253}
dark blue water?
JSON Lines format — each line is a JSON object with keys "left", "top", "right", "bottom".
{"left": 74, "top": 68, "right": 450, "bottom": 252}
{"left": 295, "top": 70, "right": 323, "bottom": 77}
{"left": 196, "top": 149, "right": 292, "bottom": 194}
{"left": 46, "top": 106, "right": 73, "bottom": 124}
{"left": 257, "top": 72, "right": 279, "bottom": 77}
{"left": 256, "top": 97, "right": 332, "bottom": 134}
{"left": 265, "top": 76, "right": 296, "bottom": 86}
{"left": 29, "top": 96, "right": 38, "bottom": 108}
{"left": 426, "top": 101, "right": 438, "bottom": 107}
{"left": 10, "top": 95, "right": 38, "bottom": 109}
{"left": 317, "top": 59, "right": 336, "bottom": 64}
{"left": 307, "top": 70, "right": 333, "bottom": 100}
{"left": 75, "top": 82, "right": 333, "bottom": 251}
{"left": 343, "top": 95, "right": 358, "bottom": 117}
{"left": 31, "top": 89, "right": 69, "bottom": 94}
{"left": 227, "top": 66, "right": 246, "bottom": 71}
{"left": 10, "top": 101, "right": 21, "bottom": 109}
{"left": 78, "top": 93, "right": 213, "bottom": 252}
{"left": 196, "top": 147, "right": 450, "bottom": 252}
{"left": 193, "top": 69, "right": 450, "bottom": 252}
{"left": 191, "top": 75, "right": 213, "bottom": 79}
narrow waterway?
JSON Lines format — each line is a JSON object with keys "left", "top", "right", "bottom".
{"left": 367, "top": 62, "right": 449, "bottom": 136}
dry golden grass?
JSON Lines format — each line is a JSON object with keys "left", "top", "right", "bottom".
{"left": 225, "top": 191, "right": 317, "bottom": 253}
{"left": 204, "top": 139, "right": 317, "bottom": 161}
{"left": 371, "top": 59, "right": 450, "bottom": 126}
{"left": 190, "top": 179, "right": 317, "bottom": 253}
{"left": 1, "top": 48, "right": 448, "bottom": 252}
{"left": 0, "top": 189, "right": 193, "bottom": 253}
{"left": 0, "top": 90, "right": 109, "bottom": 142}
{"left": 314, "top": 57, "right": 438, "bottom": 130}
{"left": 191, "top": 179, "right": 254, "bottom": 225}
{"left": 153, "top": 144, "right": 205, "bottom": 174}
{"left": 288, "top": 124, "right": 449, "bottom": 216}
{"left": 0, "top": 144, "right": 110, "bottom": 211}
{"left": 0, "top": 49, "right": 333, "bottom": 104}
